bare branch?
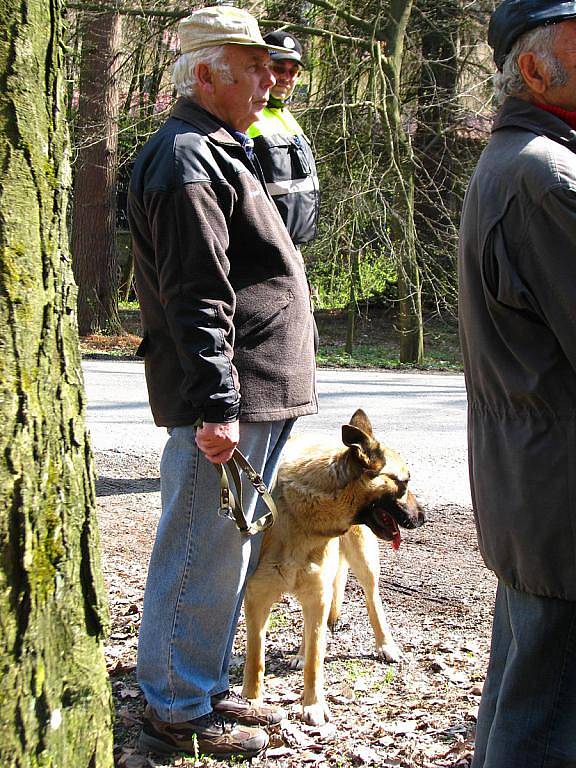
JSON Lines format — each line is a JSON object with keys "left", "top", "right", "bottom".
{"left": 262, "top": 19, "right": 370, "bottom": 48}
{"left": 67, "top": 1, "right": 188, "bottom": 19}
{"left": 301, "top": 0, "right": 382, "bottom": 38}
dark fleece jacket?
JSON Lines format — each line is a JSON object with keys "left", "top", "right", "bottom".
{"left": 128, "top": 98, "right": 317, "bottom": 427}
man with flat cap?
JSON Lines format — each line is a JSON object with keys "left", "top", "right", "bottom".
{"left": 248, "top": 31, "right": 320, "bottom": 246}
{"left": 459, "top": 1, "right": 576, "bottom": 765}
{"left": 127, "top": 5, "right": 317, "bottom": 759}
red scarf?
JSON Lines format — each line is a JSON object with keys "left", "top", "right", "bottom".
{"left": 536, "top": 102, "right": 576, "bottom": 131}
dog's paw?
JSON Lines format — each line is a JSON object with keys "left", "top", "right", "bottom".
{"left": 288, "top": 653, "right": 305, "bottom": 670}
{"left": 376, "top": 641, "right": 403, "bottom": 663}
{"left": 301, "top": 701, "right": 331, "bottom": 726}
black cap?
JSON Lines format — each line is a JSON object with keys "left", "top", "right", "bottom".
{"left": 489, "top": 0, "right": 576, "bottom": 70}
{"left": 263, "top": 31, "right": 303, "bottom": 64}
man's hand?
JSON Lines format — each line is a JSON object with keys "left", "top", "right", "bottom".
{"left": 195, "top": 421, "right": 240, "bottom": 464}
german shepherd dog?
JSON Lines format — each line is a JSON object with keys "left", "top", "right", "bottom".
{"left": 242, "top": 409, "right": 425, "bottom": 725}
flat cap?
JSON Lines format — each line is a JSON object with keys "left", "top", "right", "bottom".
{"left": 489, "top": 0, "right": 576, "bottom": 70}
{"left": 178, "top": 6, "right": 292, "bottom": 55}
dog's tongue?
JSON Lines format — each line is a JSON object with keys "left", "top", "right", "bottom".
{"left": 391, "top": 530, "right": 401, "bottom": 550}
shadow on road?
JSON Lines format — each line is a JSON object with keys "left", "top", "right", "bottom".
{"left": 96, "top": 476, "right": 161, "bottom": 497}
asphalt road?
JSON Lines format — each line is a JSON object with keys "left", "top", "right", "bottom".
{"left": 83, "top": 359, "right": 471, "bottom": 508}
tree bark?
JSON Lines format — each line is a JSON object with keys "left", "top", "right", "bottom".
{"left": 413, "top": 0, "right": 460, "bottom": 309}
{"left": 377, "top": 0, "right": 424, "bottom": 364}
{"left": 71, "top": 3, "right": 123, "bottom": 336}
{"left": 0, "top": 0, "right": 114, "bottom": 764}
{"left": 345, "top": 247, "right": 360, "bottom": 353}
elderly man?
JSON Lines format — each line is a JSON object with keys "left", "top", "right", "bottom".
{"left": 127, "top": 6, "right": 317, "bottom": 759}
{"left": 247, "top": 31, "right": 320, "bottom": 246}
{"left": 458, "top": 1, "right": 576, "bottom": 766}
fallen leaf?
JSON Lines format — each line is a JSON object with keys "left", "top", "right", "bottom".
{"left": 119, "top": 686, "right": 141, "bottom": 699}
{"left": 282, "top": 721, "right": 316, "bottom": 748}
{"left": 442, "top": 669, "right": 470, "bottom": 685}
{"left": 384, "top": 720, "right": 419, "bottom": 735}
{"left": 307, "top": 722, "right": 337, "bottom": 741}
{"left": 348, "top": 744, "right": 383, "bottom": 764}
{"left": 117, "top": 706, "right": 141, "bottom": 726}
{"left": 279, "top": 690, "right": 301, "bottom": 703}
{"left": 266, "top": 746, "right": 297, "bottom": 758}
{"left": 116, "top": 748, "right": 151, "bottom": 768}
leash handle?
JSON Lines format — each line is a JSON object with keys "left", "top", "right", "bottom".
{"left": 214, "top": 449, "right": 277, "bottom": 536}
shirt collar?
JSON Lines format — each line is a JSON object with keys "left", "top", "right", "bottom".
{"left": 493, "top": 97, "right": 576, "bottom": 151}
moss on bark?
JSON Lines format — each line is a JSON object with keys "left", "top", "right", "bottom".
{"left": 0, "top": 0, "right": 114, "bottom": 764}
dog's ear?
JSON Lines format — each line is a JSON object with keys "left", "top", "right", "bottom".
{"left": 342, "top": 424, "right": 385, "bottom": 472}
{"left": 342, "top": 424, "right": 369, "bottom": 450}
{"left": 349, "top": 409, "right": 374, "bottom": 437}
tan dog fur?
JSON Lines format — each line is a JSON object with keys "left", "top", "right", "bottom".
{"left": 242, "top": 409, "right": 424, "bottom": 725}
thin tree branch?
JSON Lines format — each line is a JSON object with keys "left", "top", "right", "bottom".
{"left": 302, "top": 0, "right": 383, "bottom": 39}
{"left": 67, "top": 2, "right": 188, "bottom": 18}
{"left": 66, "top": 2, "right": 373, "bottom": 47}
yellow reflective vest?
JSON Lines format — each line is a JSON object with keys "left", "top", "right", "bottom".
{"left": 248, "top": 103, "right": 320, "bottom": 244}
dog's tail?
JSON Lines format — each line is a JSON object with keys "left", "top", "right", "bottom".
{"left": 328, "top": 550, "right": 349, "bottom": 631}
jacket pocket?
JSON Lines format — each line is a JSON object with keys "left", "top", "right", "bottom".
{"left": 290, "top": 136, "right": 310, "bottom": 176}
{"left": 235, "top": 290, "right": 294, "bottom": 342}
{"left": 255, "top": 135, "right": 309, "bottom": 181}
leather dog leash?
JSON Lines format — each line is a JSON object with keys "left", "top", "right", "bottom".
{"left": 214, "top": 449, "right": 278, "bottom": 536}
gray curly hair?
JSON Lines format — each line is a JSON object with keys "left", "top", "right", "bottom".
{"left": 172, "top": 46, "right": 233, "bottom": 99}
{"left": 494, "top": 23, "right": 568, "bottom": 105}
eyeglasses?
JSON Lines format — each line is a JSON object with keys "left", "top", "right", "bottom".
{"left": 270, "top": 62, "right": 301, "bottom": 79}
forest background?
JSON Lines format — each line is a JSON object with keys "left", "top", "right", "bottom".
{"left": 70, "top": 0, "right": 496, "bottom": 369}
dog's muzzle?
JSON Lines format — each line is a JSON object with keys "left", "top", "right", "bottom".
{"left": 355, "top": 490, "right": 425, "bottom": 549}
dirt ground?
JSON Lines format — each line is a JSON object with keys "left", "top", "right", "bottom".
{"left": 96, "top": 445, "right": 495, "bottom": 768}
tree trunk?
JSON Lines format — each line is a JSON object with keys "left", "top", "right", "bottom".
{"left": 71, "top": 4, "right": 123, "bottom": 336}
{"left": 0, "top": 0, "right": 114, "bottom": 764}
{"left": 413, "top": 0, "right": 460, "bottom": 307}
{"left": 346, "top": 248, "right": 360, "bottom": 353}
{"left": 377, "top": 0, "right": 424, "bottom": 365}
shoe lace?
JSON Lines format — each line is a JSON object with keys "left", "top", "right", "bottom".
{"left": 206, "top": 711, "right": 236, "bottom": 731}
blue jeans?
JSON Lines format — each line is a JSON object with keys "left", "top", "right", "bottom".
{"left": 137, "top": 419, "right": 295, "bottom": 724}
{"left": 473, "top": 580, "right": 576, "bottom": 768}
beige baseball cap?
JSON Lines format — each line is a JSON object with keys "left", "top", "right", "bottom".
{"left": 178, "top": 6, "right": 292, "bottom": 55}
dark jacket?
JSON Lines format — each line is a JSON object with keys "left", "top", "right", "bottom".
{"left": 248, "top": 102, "right": 319, "bottom": 244}
{"left": 458, "top": 97, "right": 576, "bottom": 600}
{"left": 128, "top": 98, "right": 317, "bottom": 427}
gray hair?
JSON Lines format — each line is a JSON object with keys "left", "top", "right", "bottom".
{"left": 172, "top": 46, "right": 233, "bottom": 99}
{"left": 494, "top": 23, "right": 568, "bottom": 105}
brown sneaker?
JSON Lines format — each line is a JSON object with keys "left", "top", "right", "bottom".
{"left": 139, "top": 705, "right": 269, "bottom": 758}
{"left": 211, "top": 689, "right": 286, "bottom": 726}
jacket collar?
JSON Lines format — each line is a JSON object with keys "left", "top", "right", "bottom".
{"left": 267, "top": 95, "right": 285, "bottom": 110}
{"left": 170, "top": 97, "right": 239, "bottom": 147}
{"left": 493, "top": 96, "right": 576, "bottom": 152}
